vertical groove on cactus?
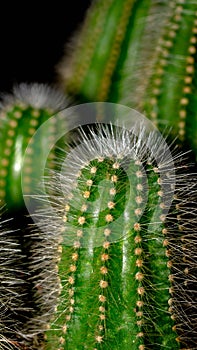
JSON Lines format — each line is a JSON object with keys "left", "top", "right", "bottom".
{"left": 58, "top": 0, "right": 135, "bottom": 102}
{"left": 110, "top": 0, "right": 176, "bottom": 110}
{"left": 59, "top": 0, "right": 116, "bottom": 97}
{"left": 95, "top": 0, "right": 134, "bottom": 102}
{"left": 33, "top": 124, "right": 196, "bottom": 349}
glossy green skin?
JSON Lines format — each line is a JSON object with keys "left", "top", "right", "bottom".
{"left": 46, "top": 158, "right": 179, "bottom": 349}
{"left": 0, "top": 104, "right": 58, "bottom": 212}
{"left": 60, "top": 0, "right": 197, "bottom": 156}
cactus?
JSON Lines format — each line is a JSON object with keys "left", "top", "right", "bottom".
{"left": 0, "top": 83, "right": 68, "bottom": 212}
{"left": 0, "top": 2, "right": 196, "bottom": 348}
{"left": 57, "top": 0, "right": 197, "bottom": 157}
{"left": 33, "top": 123, "right": 197, "bottom": 349}
{"left": 0, "top": 84, "right": 70, "bottom": 349}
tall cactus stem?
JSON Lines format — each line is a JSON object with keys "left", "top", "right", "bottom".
{"left": 33, "top": 123, "right": 196, "bottom": 349}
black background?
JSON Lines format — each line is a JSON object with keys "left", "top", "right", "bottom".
{"left": 0, "top": 2, "right": 92, "bottom": 94}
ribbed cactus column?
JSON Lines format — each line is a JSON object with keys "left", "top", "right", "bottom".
{"left": 34, "top": 124, "right": 193, "bottom": 349}
{"left": 58, "top": 0, "right": 197, "bottom": 156}
{"left": 0, "top": 84, "right": 69, "bottom": 349}
{"left": 142, "top": 2, "right": 197, "bottom": 146}
{"left": 58, "top": 0, "right": 136, "bottom": 103}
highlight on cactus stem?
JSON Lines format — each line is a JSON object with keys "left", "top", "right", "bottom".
{"left": 57, "top": 0, "right": 197, "bottom": 157}
{"left": 32, "top": 121, "right": 197, "bottom": 349}
{"left": 0, "top": 83, "right": 69, "bottom": 212}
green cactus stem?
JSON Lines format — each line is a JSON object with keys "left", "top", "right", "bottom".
{"left": 34, "top": 124, "right": 196, "bottom": 349}
{"left": 0, "top": 83, "right": 68, "bottom": 212}
{"left": 141, "top": 1, "right": 197, "bottom": 150}
{"left": 57, "top": 0, "right": 197, "bottom": 156}
{"left": 0, "top": 84, "right": 70, "bottom": 349}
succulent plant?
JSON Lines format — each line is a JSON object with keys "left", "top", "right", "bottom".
{"left": 0, "top": 83, "right": 68, "bottom": 212}
{"left": 0, "top": 84, "right": 69, "bottom": 349}
{"left": 58, "top": 0, "right": 197, "bottom": 157}
{"left": 0, "top": 2, "right": 196, "bottom": 349}
{"left": 33, "top": 123, "right": 197, "bottom": 349}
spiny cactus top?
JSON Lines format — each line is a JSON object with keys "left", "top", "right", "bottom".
{"left": 33, "top": 123, "right": 197, "bottom": 349}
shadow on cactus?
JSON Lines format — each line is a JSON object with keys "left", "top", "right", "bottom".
{"left": 31, "top": 122, "right": 197, "bottom": 349}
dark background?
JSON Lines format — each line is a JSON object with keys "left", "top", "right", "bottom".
{"left": 0, "top": 2, "right": 92, "bottom": 94}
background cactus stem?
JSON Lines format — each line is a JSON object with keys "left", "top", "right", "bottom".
{"left": 58, "top": 0, "right": 197, "bottom": 157}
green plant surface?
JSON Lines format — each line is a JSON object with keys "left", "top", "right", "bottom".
{"left": 0, "top": 83, "right": 67, "bottom": 212}
{"left": 58, "top": 0, "right": 197, "bottom": 157}
{"left": 0, "top": 2, "right": 196, "bottom": 348}
{"left": 0, "top": 84, "right": 70, "bottom": 349}
{"left": 34, "top": 124, "right": 197, "bottom": 349}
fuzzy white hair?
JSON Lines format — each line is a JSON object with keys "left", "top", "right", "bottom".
{"left": 1, "top": 83, "right": 69, "bottom": 112}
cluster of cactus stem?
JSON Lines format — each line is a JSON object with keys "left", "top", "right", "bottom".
{"left": 58, "top": 0, "right": 197, "bottom": 158}
{"left": 0, "top": 1, "right": 196, "bottom": 349}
